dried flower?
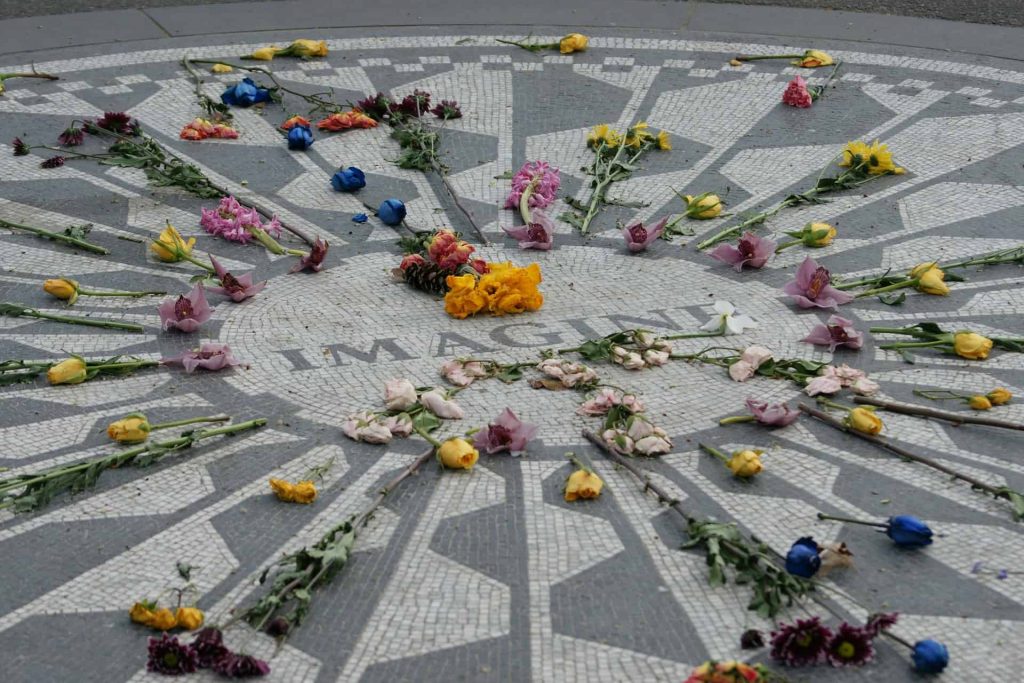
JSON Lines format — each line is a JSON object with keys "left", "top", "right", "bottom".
{"left": 864, "top": 612, "right": 899, "bottom": 637}
{"left": 473, "top": 408, "right": 538, "bottom": 455}
{"left": 740, "top": 629, "right": 765, "bottom": 649}
{"left": 770, "top": 616, "right": 831, "bottom": 666}
{"left": 174, "top": 607, "right": 204, "bottom": 631}
{"left": 280, "top": 115, "right": 311, "bottom": 130}
{"left": 316, "top": 110, "right": 378, "bottom": 131}
{"left": 384, "top": 378, "right": 417, "bottom": 411}
{"left": 58, "top": 126, "right": 84, "bottom": 146}
{"left": 504, "top": 209, "right": 555, "bottom": 251}
{"left": 269, "top": 478, "right": 317, "bottom": 504}
{"left": 398, "top": 89, "right": 431, "bottom": 117}
{"left": 355, "top": 92, "right": 392, "bottom": 120}
{"left": 709, "top": 232, "right": 776, "bottom": 271}
{"left": 161, "top": 342, "right": 245, "bottom": 373}
{"left": 290, "top": 237, "right": 329, "bottom": 273}
{"left": 802, "top": 315, "right": 863, "bottom": 351}
{"left": 440, "top": 359, "right": 489, "bottom": 387}
{"left": 559, "top": 33, "right": 589, "bottom": 54}
{"left": 158, "top": 283, "right": 213, "bottom": 332}
{"left": 191, "top": 627, "right": 229, "bottom": 668}
{"left": 536, "top": 358, "right": 598, "bottom": 388}
{"left": 208, "top": 255, "right": 266, "bottom": 302}
{"left": 745, "top": 398, "right": 799, "bottom": 426}
{"left": 146, "top": 633, "right": 198, "bottom": 675}
{"left": 419, "top": 389, "right": 464, "bottom": 419}
{"left": 12, "top": 137, "right": 29, "bottom": 155}
{"left": 212, "top": 652, "right": 271, "bottom": 678}
{"left": 430, "top": 99, "right": 462, "bottom": 119}
{"left": 40, "top": 155, "right": 65, "bottom": 168}
{"left": 94, "top": 111, "right": 135, "bottom": 134}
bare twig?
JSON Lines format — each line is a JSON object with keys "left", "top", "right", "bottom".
{"left": 853, "top": 396, "right": 1024, "bottom": 432}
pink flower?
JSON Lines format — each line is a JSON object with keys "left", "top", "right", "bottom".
{"left": 161, "top": 342, "right": 245, "bottom": 373}
{"left": 383, "top": 413, "right": 413, "bottom": 437}
{"left": 729, "top": 360, "right": 756, "bottom": 382}
{"left": 290, "top": 237, "right": 329, "bottom": 273}
{"left": 621, "top": 393, "right": 646, "bottom": 413}
{"left": 783, "top": 257, "right": 855, "bottom": 310}
{"left": 802, "top": 315, "right": 863, "bottom": 351}
{"left": 833, "top": 364, "right": 866, "bottom": 385}
{"left": 709, "top": 232, "right": 777, "bottom": 271}
{"left": 504, "top": 161, "right": 560, "bottom": 210}
{"left": 473, "top": 408, "right": 538, "bottom": 455}
{"left": 503, "top": 208, "right": 554, "bottom": 251}
{"left": 419, "top": 389, "right": 464, "bottom": 419}
{"left": 440, "top": 359, "right": 489, "bottom": 387}
{"left": 578, "top": 388, "right": 621, "bottom": 415}
{"left": 782, "top": 75, "right": 814, "bottom": 108}
{"left": 200, "top": 196, "right": 282, "bottom": 243}
{"left": 622, "top": 216, "right": 668, "bottom": 253}
{"left": 158, "top": 283, "right": 213, "bottom": 332}
{"left": 207, "top": 255, "right": 266, "bottom": 302}
{"left": 805, "top": 374, "right": 843, "bottom": 396}
{"left": 741, "top": 345, "right": 773, "bottom": 367}
{"left": 601, "top": 428, "right": 635, "bottom": 455}
{"left": 626, "top": 416, "right": 672, "bottom": 455}
{"left": 384, "top": 378, "right": 417, "bottom": 411}
{"left": 537, "top": 358, "right": 598, "bottom": 388}
{"left": 852, "top": 377, "right": 879, "bottom": 395}
{"left": 342, "top": 411, "right": 393, "bottom": 443}
{"left": 636, "top": 435, "right": 672, "bottom": 456}
{"left": 746, "top": 398, "right": 799, "bottom": 426}
{"left": 642, "top": 349, "right": 670, "bottom": 366}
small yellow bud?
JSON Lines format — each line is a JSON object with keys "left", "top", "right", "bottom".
{"left": 564, "top": 468, "right": 603, "bottom": 501}
{"left": 987, "top": 388, "right": 1012, "bottom": 405}
{"left": 968, "top": 395, "right": 992, "bottom": 411}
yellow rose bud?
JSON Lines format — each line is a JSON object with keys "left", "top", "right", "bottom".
{"left": 439, "top": 438, "right": 479, "bottom": 470}
{"left": 848, "top": 407, "right": 883, "bottom": 435}
{"left": 47, "top": 357, "right": 88, "bottom": 385}
{"left": 147, "top": 607, "right": 178, "bottom": 631}
{"left": 43, "top": 278, "right": 79, "bottom": 304}
{"left": 794, "top": 49, "right": 834, "bottom": 67}
{"left": 175, "top": 607, "right": 204, "bottom": 630}
{"left": 129, "top": 602, "right": 158, "bottom": 626}
{"left": 107, "top": 414, "right": 151, "bottom": 444}
{"left": 249, "top": 46, "right": 277, "bottom": 61}
{"left": 916, "top": 267, "right": 949, "bottom": 296}
{"left": 968, "top": 395, "right": 992, "bottom": 411}
{"left": 953, "top": 332, "right": 993, "bottom": 360}
{"left": 684, "top": 193, "right": 723, "bottom": 219}
{"left": 559, "top": 33, "right": 589, "bottom": 54}
{"left": 908, "top": 262, "right": 938, "bottom": 279}
{"left": 564, "top": 468, "right": 603, "bottom": 501}
{"left": 725, "top": 450, "right": 763, "bottom": 478}
{"left": 150, "top": 223, "right": 196, "bottom": 262}
{"left": 987, "top": 388, "right": 1012, "bottom": 405}
{"left": 802, "top": 222, "right": 836, "bottom": 247}
{"left": 290, "top": 39, "right": 329, "bottom": 57}
{"left": 210, "top": 63, "right": 233, "bottom": 73}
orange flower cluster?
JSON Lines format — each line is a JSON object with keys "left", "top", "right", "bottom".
{"left": 444, "top": 262, "right": 544, "bottom": 319}
{"left": 316, "top": 110, "right": 378, "bottom": 131}
{"left": 179, "top": 118, "right": 239, "bottom": 141}
{"left": 280, "top": 115, "right": 311, "bottom": 130}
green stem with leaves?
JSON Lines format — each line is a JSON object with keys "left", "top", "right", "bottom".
{"left": 0, "top": 218, "right": 109, "bottom": 255}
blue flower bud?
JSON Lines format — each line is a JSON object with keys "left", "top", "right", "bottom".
{"left": 331, "top": 166, "right": 366, "bottom": 192}
{"left": 784, "top": 536, "right": 821, "bottom": 578}
{"left": 352, "top": 213, "right": 369, "bottom": 223}
{"left": 220, "top": 77, "right": 272, "bottom": 107}
{"left": 378, "top": 198, "right": 407, "bottom": 226}
{"left": 287, "top": 125, "right": 314, "bottom": 151}
{"left": 886, "top": 515, "right": 933, "bottom": 548}
{"left": 911, "top": 639, "right": 949, "bottom": 673}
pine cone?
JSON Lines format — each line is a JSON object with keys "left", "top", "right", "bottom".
{"left": 401, "top": 261, "right": 453, "bottom": 295}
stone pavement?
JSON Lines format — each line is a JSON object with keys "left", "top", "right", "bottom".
{"left": 1, "top": 3, "right": 1023, "bottom": 682}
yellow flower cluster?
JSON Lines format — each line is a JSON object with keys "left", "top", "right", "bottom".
{"left": 841, "top": 139, "right": 904, "bottom": 175}
{"left": 130, "top": 602, "right": 204, "bottom": 631}
{"left": 444, "top": 262, "right": 544, "bottom": 319}
{"left": 587, "top": 121, "right": 671, "bottom": 151}
{"left": 269, "top": 478, "right": 318, "bottom": 504}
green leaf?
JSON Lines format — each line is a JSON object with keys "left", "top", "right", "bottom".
{"left": 878, "top": 292, "right": 906, "bottom": 305}
{"left": 899, "top": 349, "right": 917, "bottom": 364}
{"left": 176, "top": 561, "right": 194, "bottom": 581}
{"left": 411, "top": 411, "right": 442, "bottom": 434}
{"left": 914, "top": 322, "right": 945, "bottom": 334}
{"left": 996, "top": 487, "right": 1024, "bottom": 521}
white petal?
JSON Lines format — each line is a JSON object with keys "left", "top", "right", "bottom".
{"left": 713, "top": 300, "right": 735, "bottom": 315}
{"left": 733, "top": 314, "right": 758, "bottom": 331}
{"left": 700, "top": 315, "right": 722, "bottom": 332}
{"left": 724, "top": 316, "right": 744, "bottom": 335}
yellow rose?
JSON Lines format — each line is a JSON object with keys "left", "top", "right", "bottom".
{"left": 725, "top": 450, "right": 763, "bottom": 478}
{"left": 210, "top": 63, "right": 233, "bottom": 73}
{"left": 439, "top": 438, "right": 479, "bottom": 469}
{"left": 107, "top": 414, "right": 151, "bottom": 444}
{"left": 794, "top": 49, "right": 834, "bottom": 67}
{"left": 684, "top": 193, "right": 723, "bottom": 219}
{"left": 129, "top": 602, "right": 158, "bottom": 626}
{"left": 290, "top": 39, "right": 329, "bottom": 58}
{"left": 802, "top": 222, "right": 836, "bottom": 247}
{"left": 249, "top": 46, "right": 277, "bottom": 61}
{"left": 953, "top": 332, "right": 993, "bottom": 360}
{"left": 848, "top": 407, "right": 883, "bottom": 435}
{"left": 175, "top": 607, "right": 204, "bottom": 631}
{"left": 987, "top": 388, "right": 1012, "bottom": 405}
{"left": 564, "top": 468, "right": 603, "bottom": 501}
{"left": 290, "top": 481, "right": 318, "bottom": 504}
{"left": 916, "top": 267, "right": 949, "bottom": 296}
{"left": 150, "top": 223, "right": 196, "bottom": 262}
{"left": 47, "top": 357, "right": 88, "bottom": 385}
{"left": 968, "top": 395, "right": 992, "bottom": 411}
{"left": 908, "top": 262, "right": 938, "bottom": 279}
{"left": 147, "top": 607, "right": 178, "bottom": 631}
{"left": 559, "top": 33, "right": 589, "bottom": 54}
{"left": 43, "top": 278, "right": 79, "bottom": 303}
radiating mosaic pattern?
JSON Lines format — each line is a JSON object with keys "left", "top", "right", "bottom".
{"left": 1, "top": 31, "right": 1023, "bottom": 682}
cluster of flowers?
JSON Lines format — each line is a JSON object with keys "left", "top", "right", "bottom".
{"left": 586, "top": 121, "right": 671, "bottom": 151}
{"left": 12, "top": 111, "right": 139, "bottom": 167}
{"left": 145, "top": 628, "right": 269, "bottom": 678}
{"left": 316, "top": 110, "right": 378, "bottom": 131}
{"left": 532, "top": 358, "right": 599, "bottom": 390}
{"left": 769, "top": 613, "right": 898, "bottom": 669}
{"left": 245, "top": 38, "right": 328, "bottom": 61}
{"left": 804, "top": 363, "right": 879, "bottom": 397}
{"left": 342, "top": 381, "right": 449, "bottom": 445}
{"left": 579, "top": 387, "right": 673, "bottom": 456}
{"left": 444, "top": 262, "right": 545, "bottom": 319}
{"left": 356, "top": 89, "right": 462, "bottom": 121}
{"left": 130, "top": 600, "right": 204, "bottom": 632}
{"left": 609, "top": 330, "right": 674, "bottom": 370}
{"left": 200, "top": 196, "right": 282, "bottom": 244}
{"left": 683, "top": 660, "right": 772, "bottom": 683}
{"left": 179, "top": 118, "right": 239, "bottom": 141}
{"left": 503, "top": 161, "right": 561, "bottom": 251}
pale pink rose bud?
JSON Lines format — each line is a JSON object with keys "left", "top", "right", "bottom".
{"left": 612, "top": 346, "right": 629, "bottom": 359}
{"left": 740, "top": 345, "right": 773, "bottom": 368}
{"left": 463, "top": 361, "right": 488, "bottom": 378}
{"left": 654, "top": 340, "right": 673, "bottom": 353}
{"left": 537, "top": 358, "right": 567, "bottom": 380}
{"left": 833, "top": 364, "right": 866, "bottom": 385}
{"left": 342, "top": 411, "right": 374, "bottom": 441}
{"left": 622, "top": 353, "right": 646, "bottom": 370}
{"left": 383, "top": 414, "right": 414, "bottom": 437}
{"left": 634, "top": 331, "right": 655, "bottom": 348}
{"left": 602, "top": 428, "right": 635, "bottom": 455}
{"left": 635, "top": 435, "right": 672, "bottom": 456}
{"left": 851, "top": 377, "right": 880, "bottom": 396}
{"left": 419, "top": 389, "right": 465, "bottom": 419}
{"left": 357, "top": 422, "right": 393, "bottom": 444}
{"left": 805, "top": 375, "right": 843, "bottom": 396}
{"left": 643, "top": 349, "right": 670, "bottom": 366}
{"left": 577, "top": 388, "right": 621, "bottom": 416}
{"left": 728, "top": 360, "right": 756, "bottom": 382}
{"left": 621, "top": 394, "right": 646, "bottom": 413}
{"left": 384, "top": 378, "right": 417, "bottom": 411}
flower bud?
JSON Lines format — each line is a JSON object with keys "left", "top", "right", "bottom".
{"left": 726, "top": 450, "right": 763, "bottom": 478}
{"left": 43, "top": 278, "right": 79, "bottom": 303}
{"left": 953, "top": 332, "right": 993, "bottom": 360}
{"left": 801, "top": 222, "right": 836, "bottom": 247}
{"left": 564, "top": 468, "right": 603, "bottom": 501}
{"left": 289, "top": 39, "right": 329, "bottom": 58}
{"left": 793, "top": 49, "right": 834, "bottom": 67}
{"left": 559, "top": 33, "right": 589, "bottom": 54}
{"left": 249, "top": 46, "right": 277, "bottom": 61}
{"left": 210, "top": 63, "right": 233, "bottom": 73}
{"left": 150, "top": 223, "right": 195, "bottom": 262}
{"left": 916, "top": 267, "right": 949, "bottom": 296}
{"left": 175, "top": 607, "right": 205, "bottom": 631}
{"left": 684, "top": 193, "right": 722, "bottom": 219}
{"left": 47, "top": 357, "right": 88, "bottom": 385}
{"left": 107, "top": 414, "right": 152, "bottom": 444}
{"left": 331, "top": 166, "right": 366, "bottom": 192}
{"left": 847, "top": 407, "right": 883, "bottom": 435}
{"left": 908, "top": 261, "right": 938, "bottom": 279}
{"left": 438, "top": 438, "right": 479, "bottom": 469}
{"left": 987, "top": 387, "right": 1012, "bottom": 405}
{"left": 147, "top": 607, "right": 178, "bottom": 631}
{"left": 378, "top": 198, "right": 407, "bottom": 226}
{"left": 968, "top": 395, "right": 992, "bottom": 411}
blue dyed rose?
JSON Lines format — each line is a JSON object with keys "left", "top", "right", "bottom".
{"left": 220, "top": 78, "right": 272, "bottom": 107}
{"left": 886, "top": 515, "right": 933, "bottom": 548}
{"left": 287, "top": 125, "right": 314, "bottom": 151}
{"left": 352, "top": 213, "right": 368, "bottom": 223}
{"left": 378, "top": 198, "right": 407, "bottom": 226}
{"left": 331, "top": 166, "right": 366, "bottom": 192}
{"left": 911, "top": 639, "right": 949, "bottom": 674}
{"left": 784, "top": 537, "right": 821, "bottom": 578}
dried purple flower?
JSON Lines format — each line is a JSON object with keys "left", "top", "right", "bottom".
{"left": 802, "top": 314, "right": 863, "bottom": 351}
{"left": 745, "top": 398, "right": 799, "bottom": 426}
{"left": 740, "top": 629, "right": 765, "bottom": 649}
{"left": 398, "top": 89, "right": 431, "bottom": 117}
{"left": 40, "top": 155, "right": 66, "bottom": 169}
{"left": 998, "top": 569, "right": 1009, "bottom": 580}
{"left": 864, "top": 612, "right": 899, "bottom": 638}
{"left": 289, "top": 237, "right": 329, "bottom": 273}
{"left": 709, "top": 232, "right": 776, "bottom": 271}
{"left": 503, "top": 208, "right": 554, "bottom": 251}
{"left": 12, "top": 137, "right": 29, "bottom": 156}
{"left": 212, "top": 652, "right": 271, "bottom": 678}
{"left": 783, "top": 257, "right": 855, "bottom": 310}
{"left": 770, "top": 616, "right": 832, "bottom": 666}
{"left": 158, "top": 283, "right": 213, "bottom": 332}
{"left": 94, "top": 111, "right": 134, "bottom": 135}
{"left": 208, "top": 255, "right": 266, "bottom": 302}
{"left": 265, "top": 617, "right": 291, "bottom": 637}
{"left": 58, "top": 126, "right": 84, "bottom": 147}
{"left": 146, "top": 633, "right": 198, "bottom": 675}
{"left": 191, "top": 627, "right": 229, "bottom": 669}
{"left": 162, "top": 342, "right": 246, "bottom": 373}
{"left": 430, "top": 99, "right": 462, "bottom": 119}
{"left": 622, "top": 216, "right": 668, "bottom": 253}
{"left": 472, "top": 408, "right": 539, "bottom": 456}
{"left": 825, "top": 623, "right": 875, "bottom": 667}
{"left": 356, "top": 92, "right": 392, "bottom": 120}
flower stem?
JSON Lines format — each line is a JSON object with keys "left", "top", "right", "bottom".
{"left": 855, "top": 395, "right": 1024, "bottom": 432}
{"left": 856, "top": 279, "right": 917, "bottom": 298}
{"left": 719, "top": 415, "right": 756, "bottom": 425}
{"left": 0, "top": 218, "right": 109, "bottom": 255}
{"left": 0, "top": 70, "right": 60, "bottom": 82}
{"left": 150, "top": 414, "right": 231, "bottom": 431}
{"left": 733, "top": 54, "right": 803, "bottom": 62}
{"left": 414, "top": 426, "right": 443, "bottom": 449}
{"left": 0, "top": 303, "right": 144, "bottom": 332}
{"left": 87, "top": 360, "right": 161, "bottom": 372}
{"left": 774, "top": 240, "right": 801, "bottom": 253}
{"left": 816, "top": 512, "right": 887, "bottom": 527}
{"left": 661, "top": 330, "right": 723, "bottom": 341}
{"left": 698, "top": 442, "right": 730, "bottom": 463}
{"left": 78, "top": 288, "right": 166, "bottom": 298}
{"left": 519, "top": 178, "right": 538, "bottom": 226}
{"left": 877, "top": 341, "right": 947, "bottom": 350}
{"left": 816, "top": 397, "right": 853, "bottom": 413}
{"left": 566, "top": 451, "right": 595, "bottom": 474}
{"left": 434, "top": 162, "right": 489, "bottom": 245}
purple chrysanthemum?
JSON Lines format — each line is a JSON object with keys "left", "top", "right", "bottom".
{"left": 825, "top": 623, "right": 875, "bottom": 667}
{"left": 40, "top": 155, "right": 66, "bottom": 169}
{"left": 12, "top": 137, "right": 29, "bottom": 156}
{"left": 191, "top": 627, "right": 230, "bottom": 669}
{"left": 398, "top": 89, "right": 431, "bottom": 117}
{"left": 58, "top": 126, "right": 84, "bottom": 147}
{"left": 770, "top": 616, "right": 832, "bottom": 666}
{"left": 94, "top": 111, "right": 134, "bottom": 135}
{"left": 212, "top": 652, "right": 271, "bottom": 678}
{"left": 430, "top": 99, "right": 462, "bottom": 119}
{"left": 146, "top": 633, "right": 199, "bottom": 676}
{"left": 356, "top": 92, "right": 392, "bottom": 120}
{"left": 864, "top": 612, "right": 899, "bottom": 638}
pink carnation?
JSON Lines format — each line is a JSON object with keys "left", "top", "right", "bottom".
{"left": 782, "top": 75, "right": 814, "bottom": 108}
{"left": 504, "top": 161, "right": 560, "bottom": 210}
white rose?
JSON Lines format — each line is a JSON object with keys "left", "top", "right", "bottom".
{"left": 419, "top": 389, "right": 465, "bottom": 419}
{"left": 384, "top": 378, "right": 417, "bottom": 411}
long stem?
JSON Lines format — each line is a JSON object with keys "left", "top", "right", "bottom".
{"left": 433, "top": 161, "right": 489, "bottom": 245}
{"left": 9, "top": 306, "right": 144, "bottom": 332}
{"left": 0, "top": 70, "right": 60, "bottom": 82}
{"left": 413, "top": 426, "right": 443, "bottom": 449}
{"left": 87, "top": 360, "right": 161, "bottom": 372}
{"left": 854, "top": 396, "right": 1024, "bottom": 432}
{"left": 150, "top": 414, "right": 231, "bottom": 430}
{"left": 661, "top": 330, "right": 723, "bottom": 341}
{"left": 78, "top": 288, "right": 166, "bottom": 298}
{"left": 0, "top": 218, "right": 109, "bottom": 255}
{"left": 856, "top": 279, "right": 917, "bottom": 298}
{"left": 719, "top": 415, "right": 756, "bottom": 425}
{"left": 877, "top": 341, "right": 947, "bottom": 350}
{"left": 733, "top": 54, "right": 803, "bottom": 62}
{"left": 816, "top": 397, "right": 853, "bottom": 413}
{"left": 695, "top": 197, "right": 793, "bottom": 250}
{"left": 816, "top": 512, "right": 887, "bottom": 528}
{"left": 698, "top": 442, "right": 731, "bottom": 463}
